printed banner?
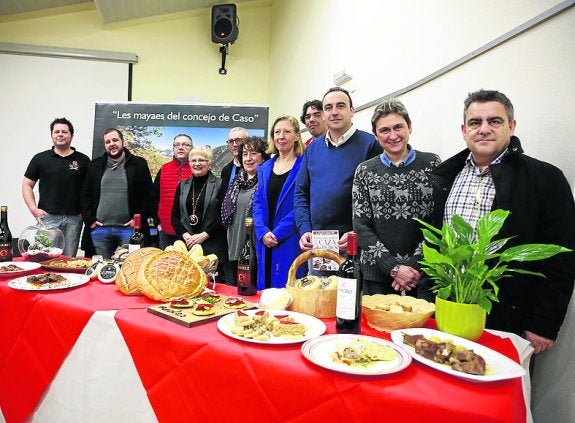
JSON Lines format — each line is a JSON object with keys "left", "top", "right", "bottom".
{"left": 92, "top": 102, "right": 269, "bottom": 176}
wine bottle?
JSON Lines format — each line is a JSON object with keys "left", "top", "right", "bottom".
{"left": 147, "top": 217, "right": 159, "bottom": 248}
{"left": 237, "top": 217, "right": 257, "bottom": 296}
{"left": 336, "top": 231, "right": 362, "bottom": 333}
{"left": 128, "top": 214, "right": 145, "bottom": 253}
{"left": 0, "top": 206, "right": 13, "bottom": 262}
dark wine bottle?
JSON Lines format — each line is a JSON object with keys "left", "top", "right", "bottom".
{"left": 128, "top": 214, "right": 145, "bottom": 253}
{"left": 147, "top": 217, "right": 159, "bottom": 248}
{"left": 336, "top": 231, "right": 362, "bottom": 333}
{"left": 0, "top": 206, "right": 13, "bottom": 262}
{"left": 237, "top": 217, "right": 257, "bottom": 296}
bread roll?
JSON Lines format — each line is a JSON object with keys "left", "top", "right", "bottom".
{"left": 115, "top": 247, "right": 162, "bottom": 295}
{"left": 137, "top": 250, "right": 207, "bottom": 301}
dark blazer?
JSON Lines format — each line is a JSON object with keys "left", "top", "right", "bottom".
{"left": 427, "top": 136, "right": 575, "bottom": 340}
{"left": 81, "top": 149, "right": 153, "bottom": 228}
{"left": 171, "top": 172, "right": 226, "bottom": 260}
{"left": 217, "top": 160, "right": 240, "bottom": 202}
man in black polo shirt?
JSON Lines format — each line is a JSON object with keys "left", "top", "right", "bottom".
{"left": 22, "top": 117, "right": 90, "bottom": 257}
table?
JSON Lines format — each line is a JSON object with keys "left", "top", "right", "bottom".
{"left": 0, "top": 270, "right": 527, "bottom": 423}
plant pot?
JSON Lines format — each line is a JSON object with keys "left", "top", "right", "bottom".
{"left": 434, "top": 296, "right": 486, "bottom": 341}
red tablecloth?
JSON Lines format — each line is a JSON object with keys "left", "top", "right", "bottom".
{"left": 115, "top": 285, "right": 526, "bottom": 423}
{"left": 0, "top": 273, "right": 154, "bottom": 423}
{"left": 0, "top": 275, "right": 526, "bottom": 423}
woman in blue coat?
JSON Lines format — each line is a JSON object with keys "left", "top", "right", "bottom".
{"left": 253, "top": 115, "right": 306, "bottom": 290}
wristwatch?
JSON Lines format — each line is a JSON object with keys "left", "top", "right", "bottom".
{"left": 390, "top": 264, "right": 400, "bottom": 278}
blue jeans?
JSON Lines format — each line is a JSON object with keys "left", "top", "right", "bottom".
{"left": 41, "top": 214, "right": 83, "bottom": 257}
{"left": 90, "top": 226, "right": 133, "bottom": 259}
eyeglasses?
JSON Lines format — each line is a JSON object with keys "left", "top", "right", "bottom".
{"left": 173, "top": 143, "right": 193, "bottom": 148}
{"left": 190, "top": 159, "right": 208, "bottom": 164}
{"left": 227, "top": 138, "right": 245, "bottom": 145}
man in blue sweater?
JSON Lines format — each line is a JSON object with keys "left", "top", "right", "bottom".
{"left": 295, "top": 87, "right": 382, "bottom": 252}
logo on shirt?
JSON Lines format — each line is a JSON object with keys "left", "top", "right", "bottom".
{"left": 69, "top": 161, "right": 80, "bottom": 170}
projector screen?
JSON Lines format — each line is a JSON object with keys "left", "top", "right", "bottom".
{"left": 0, "top": 51, "right": 132, "bottom": 237}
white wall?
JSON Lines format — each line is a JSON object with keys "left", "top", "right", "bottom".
{"left": 0, "top": 53, "right": 129, "bottom": 236}
{"left": 270, "top": 0, "right": 574, "bottom": 186}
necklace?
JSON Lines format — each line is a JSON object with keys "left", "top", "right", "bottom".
{"left": 188, "top": 179, "right": 208, "bottom": 226}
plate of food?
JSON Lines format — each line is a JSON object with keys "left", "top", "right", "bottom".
{"left": 217, "top": 309, "right": 326, "bottom": 345}
{"left": 40, "top": 257, "right": 92, "bottom": 273}
{"left": 7, "top": 272, "right": 90, "bottom": 291}
{"left": 0, "top": 261, "right": 41, "bottom": 278}
{"left": 390, "top": 327, "right": 526, "bottom": 382}
{"left": 301, "top": 334, "right": 412, "bottom": 376}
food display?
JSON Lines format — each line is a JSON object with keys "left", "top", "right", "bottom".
{"left": 40, "top": 258, "right": 92, "bottom": 273}
{"left": 115, "top": 247, "right": 162, "bottom": 295}
{"left": 229, "top": 309, "right": 306, "bottom": 341}
{"left": 0, "top": 264, "right": 24, "bottom": 272}
{"left": 18, "top": 223, "right": 64, "bottom": 262}
{"left": 199, "top": 291, "right": 221, "bottom": 303}
{"left": 286, "top": 249, "right": 346, "bottom": 318}
{"left": 26, "top": 273, "right": 66, "bottom": 285}
{"left": 301, "top": 334, "right": 412, "bottom": 376}
{"left": 259, "top": 288, "right": 292, "bottom": 310}
{"left": 191, "top": 301, "right": 216, "bottom": 316}
{"left": 137, "top": 250, "right": 207, "bottom": 302}
{"left": 362, "top": 294, "right": 435, "bottom": 332}
{"left": 331, "top": 337, "right": 398, "bottom": 367}
{"left": 223, "top": 296, "right": 247, "bottom": 309}
{"left": 402, "top": 332, "right": 486, "bottom": 376}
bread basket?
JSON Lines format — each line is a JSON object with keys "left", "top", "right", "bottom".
{"left": 362, "top": 294, "right": 435, "bottom": 332}
{"left": 286, "top": 249, "right": 346, "bottom": 318}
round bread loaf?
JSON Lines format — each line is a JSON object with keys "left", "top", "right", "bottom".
{"left": 137, "top": 250, "right": 208, "bottom": 301}
{"left": 115, "top": 247, "right": 162, "bottom": 295}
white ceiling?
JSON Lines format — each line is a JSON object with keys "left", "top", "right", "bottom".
{"left": 0, "top": 0, "right": 256, "bottom": 24}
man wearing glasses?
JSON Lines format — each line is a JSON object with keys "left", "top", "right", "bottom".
{"left": 220, "top": 127, "right": 248, "bottom": 190}
{"left": 152, "top": 134, "right": 193, "bottom": 249}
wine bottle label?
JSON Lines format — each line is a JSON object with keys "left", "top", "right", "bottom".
{"left": 0, "top": 244, "right": 12, "bottom": 261}
{"left": 336, "top": 276, "right": 358, "bottom": 320}
{"left": 128, "top": 244, "right": 141, "bottom": 253}
{"left": 237, "top": 264, "right": 251, "bottom": 287}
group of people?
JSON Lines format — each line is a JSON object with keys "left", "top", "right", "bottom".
{"left": 22, "top": 87, "right": 575, "bottom": 355}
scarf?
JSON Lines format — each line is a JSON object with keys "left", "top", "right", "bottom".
{"left": 221, "top": 168, "right": 258, "bottom": 228}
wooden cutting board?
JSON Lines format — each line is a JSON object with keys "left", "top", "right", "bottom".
{"left": 147, "top": 295, "right": 257, "bottom": 327}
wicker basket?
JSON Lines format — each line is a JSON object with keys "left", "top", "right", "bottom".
{"left": 286, "top": 249, "right": 346, "bottom": 318}
{"left": 362, "top": 294, "right": 435, "bottom": 332}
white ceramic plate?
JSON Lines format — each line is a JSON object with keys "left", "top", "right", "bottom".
{"left": 217, "top": 309, "right": 326, "bottom": 345}
{"left": 7, "top": 273, "right": 90, "bottom": 291}
{"left": 0, "top": 261, "right": 41, "bottom": 278}
{"left": 391, "top": 327, "right": 526, "bottom": 382}
{"left": 301, "top": 334, "right": 412, "bottom": 376}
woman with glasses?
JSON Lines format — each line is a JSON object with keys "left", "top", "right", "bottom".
{"left": 252, "top": 116, "right": 306, "bottom": 290}
{"left": 172, "top": 146, "right": 226, "bottom": 275}
{"left": 221, "top": 137, "right": 269, "bottom": 285}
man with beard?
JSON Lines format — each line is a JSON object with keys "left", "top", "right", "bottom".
{"left": 300, "top": 99, "right": 327, "bottom": 146}
{"left": 22, "top": 117, "right": 90, "bottom": 257}
{"left": 151, "top": 134, "right": 193, "bottom": 249}
{"left": 81, "top": 128, "right": 153, "bottom": 258}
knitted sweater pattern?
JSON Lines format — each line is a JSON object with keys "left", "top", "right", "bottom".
{"left": 352, "top": 151, "right": 440, "bottom": 282}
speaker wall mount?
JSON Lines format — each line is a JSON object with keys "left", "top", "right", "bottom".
{"left": 211, "top": 3, "right": 239, "bottom": 75}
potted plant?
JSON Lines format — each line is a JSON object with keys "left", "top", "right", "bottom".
{"left": 415, "top": 209, "right": 571, "bottom": 340}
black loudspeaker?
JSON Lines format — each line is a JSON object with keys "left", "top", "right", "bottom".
{"left": 211, "top": 4, "right": 238, "bottom": 44}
